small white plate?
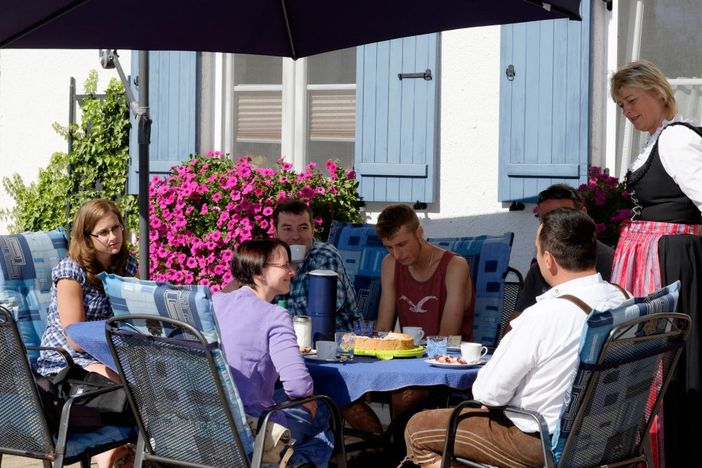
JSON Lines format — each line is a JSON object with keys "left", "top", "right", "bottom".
{"left": 424, "top": 358, "right": 488, "bottom": 369}
{"left": 301, "top": 349, "right": 317, "bottom": 356}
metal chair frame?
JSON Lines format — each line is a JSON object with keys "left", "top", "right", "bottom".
{"left": 106, "top": 314, "right": 346, "bottom": 468}
{"left": 440, "top": 312, "right": 690, "bottom": 468}
{"left": 0, "top": 306, "right": 135, "bottom": 468}
{"left": 496, "top": 266, "right": 524, "bottom": 346}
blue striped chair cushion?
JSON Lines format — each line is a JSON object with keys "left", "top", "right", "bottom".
{"left": 428, "top": 233, "right": 514, "bottom": 346}
{"left": 0, "top": 228, "right": 68, "bottom": 365}
{"left": 99, "top": 273, "right": 218, "bottom": 343}
{"left": 328, "top": 222, "right": 385, "bottom": 320}
{"left": 551, "top": 281, "right": 680, "bottom": 462}
{"left": 64, "top": 424, "right": 138, "bottom": 459}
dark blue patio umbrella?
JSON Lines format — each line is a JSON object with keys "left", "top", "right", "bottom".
{"left": 0, "top": 0, "right": 581, "bottom": 277}
{"left": 2, "top": 0, "right": 580, "bottom": 58}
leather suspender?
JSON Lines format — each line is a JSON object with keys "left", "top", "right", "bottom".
{"left": 609, "top": 283, "right": 631, "bottom": 299}
{"left": 558, "top": 282, "right": 631, "bottom": 314}
{"left": 558, "top": 294, "right": 592, "bottom": 314}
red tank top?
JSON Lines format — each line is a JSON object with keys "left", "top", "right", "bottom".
{"left": 394, "top": 250, "right": 474, "bottom": 340}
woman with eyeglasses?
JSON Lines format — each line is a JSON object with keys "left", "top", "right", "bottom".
{"left": 610, "top": 60, "right": 702, "bottom": 467}
{"left": 213, "top": 239, "right": 334, "bottom": 467}
{"left": 36, "top": 199, "right": 137, "bottom": 467}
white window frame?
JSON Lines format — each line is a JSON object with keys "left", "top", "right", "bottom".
{"left": 213, "top": 53, "right": 355, "bottom": 173}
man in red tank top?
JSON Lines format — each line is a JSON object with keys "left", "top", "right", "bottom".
{"left": 341, "top": 204, "right": 476, "bottom": 439}
{"left": 375, "top": 204, "right": 474, "bottom": 340}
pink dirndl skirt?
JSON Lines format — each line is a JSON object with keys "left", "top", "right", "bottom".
{"left": 611, "top": 220, "right": 702, "bottom": 468}
{"left": 612, "top": 220, "right": 702, "bottom": 295}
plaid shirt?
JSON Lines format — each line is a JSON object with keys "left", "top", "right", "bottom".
{"left": 36, "top": 254, "right": 138, "bottom": 375}
{"left": 283, "top": 241, "right": 360, "bottom": 331}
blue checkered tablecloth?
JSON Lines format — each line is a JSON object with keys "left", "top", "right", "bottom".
{"left": 306, "top": 354, "right": 481, "bottom": 406}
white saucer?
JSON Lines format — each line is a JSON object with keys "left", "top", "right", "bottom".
{"left": 424, "top": 358, "right": 488, "bottom": 369}
{"left": 304, "top": 354, "right": 347, "bottom": 362}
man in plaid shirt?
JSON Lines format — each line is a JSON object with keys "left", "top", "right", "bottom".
{"left": 274, "top": 200, "right": 361, "bottom": 331}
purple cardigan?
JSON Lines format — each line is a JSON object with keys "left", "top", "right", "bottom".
{"left": 213, "top": 286, "right": 314, "bottom": 417}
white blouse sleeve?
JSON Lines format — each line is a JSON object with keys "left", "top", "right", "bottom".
{"left": 658, "top": 125, "right": 702, "bottom": 213}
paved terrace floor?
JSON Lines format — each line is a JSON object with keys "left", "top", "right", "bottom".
{"left": 1, "top": 456, "right": 95, "bottom": 467}
{"left": 1, "top": 403, "right": 419, "bottom": 466}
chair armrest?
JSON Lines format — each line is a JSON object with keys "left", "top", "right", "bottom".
{"left": 26, "top": 345, "right": 75, "bottom": 367}
{"left": 440, "top": 401, "right": 554, "bottom": 468}
{"left": 502, "top": 407, "right": 554, "bottom": 468}
{"left": 252, "top": 394, "right": 346, "bottom": 468}
{"left": 441, "top": 400, "right": 483, "bottom": 468}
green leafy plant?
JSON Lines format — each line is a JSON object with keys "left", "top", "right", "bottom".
{"left": 1, "top": 71, "right": 136, "bottom": 234}
{"left": 577, "top": 166, "right": 632, "bottom": 247}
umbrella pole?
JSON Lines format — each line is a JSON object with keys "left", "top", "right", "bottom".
{"left": 99, "top": 49, "right": 151, "bottom": 279}
{"left": 136, "top": 51, "right": 151, "bottom": 280}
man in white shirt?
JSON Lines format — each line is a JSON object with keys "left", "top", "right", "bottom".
{"left": 403, "top": 209, "right": 630, "bottom": 467}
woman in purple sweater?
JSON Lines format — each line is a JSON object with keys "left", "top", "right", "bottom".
{"left": 213, "top": 239, "right": 334, "bottom": 467}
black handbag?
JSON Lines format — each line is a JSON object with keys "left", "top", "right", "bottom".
{"left": 37, "top": 364, "right": 133, "bottom": 431}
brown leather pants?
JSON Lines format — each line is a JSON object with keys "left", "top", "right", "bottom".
{"left": 404, "top": 407, "right": 544, "bottom": 467}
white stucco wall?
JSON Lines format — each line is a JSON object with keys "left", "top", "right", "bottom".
{"left": 365, "top": 27, "right": 539, "bottom": 276}
{"left": 0, "top": 49, "right": 130, "bottom": 234}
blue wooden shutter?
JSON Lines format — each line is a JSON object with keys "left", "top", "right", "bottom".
{"left": 498, "top": 0, "right": 591, "bottom": 202}
{"left": 355, "top": 34, "right": 439, "bottom": 203}
{"left": 128, "top": 51, "right": 198, "bottom": 194}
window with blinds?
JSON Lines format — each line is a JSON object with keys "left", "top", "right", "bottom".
{"left": 308, "top": 87, "right": 356, "bottom": 142}
{"left": 234, "top": 89, "right": 282, "bottom": 143}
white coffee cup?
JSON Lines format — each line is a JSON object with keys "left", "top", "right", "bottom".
{"left": 460, "top": 342, "right": 488, "bottom": 363}
{"left": 289, "top": 244, "right": 307, "bottom": 263}
{"left": 316, "top": 340, "right": 337, "bottom": 360}
{"left": 402, "top": 326, "right": 425, "bottom": 346}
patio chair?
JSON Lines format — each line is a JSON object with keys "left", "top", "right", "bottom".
{"left": 440, "top": 282, "right": 689, "bottom": 468}
{"left": 105, "top": 314, "right": 347, "bottom": 468}
{"left": 495, "top": 266, "right": 524, "bottom": 345}
{"left": 0, "top": 306, "right": 137, "bottom": 468}
{"left": 0, "top": 229, "right": 137, "bottom": 467}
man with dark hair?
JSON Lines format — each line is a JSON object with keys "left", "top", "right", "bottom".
{"left": 513, "top": 184, "right": 615, "bottom": 316}
{"left": 273, "top": 200, "right": 361, "bottom": 331}
{"left": 375, "top": 204, "right": 474, "bottom": 339}
{"left": 342, "top": 204, "right": 474, "bottom": 436}
{"left": 402, "top": 209, "right": 629, "bottom": 468}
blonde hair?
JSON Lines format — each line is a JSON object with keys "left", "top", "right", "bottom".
{"left": 69, "top": 199, "right": 130, "bottom": 288}
{"left": 610, "top": 60, "right": 678, "bottom": 117}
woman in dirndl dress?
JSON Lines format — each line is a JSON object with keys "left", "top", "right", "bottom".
{"left": 610, "top": 59, "right": 702, "bottom": 467}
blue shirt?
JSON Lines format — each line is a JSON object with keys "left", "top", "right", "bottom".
{"left": 37, "top": 254, "right": 138, "bottom": 375}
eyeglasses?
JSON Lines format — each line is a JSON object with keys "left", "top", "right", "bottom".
{"left": 536, "top": 188, "right": 581, "bottom": 205}
{"left": 87, "top": 224, "right": 124, "bottom": 240}
{"left": 264, "top": 262, "right": 294, "bottom": 271}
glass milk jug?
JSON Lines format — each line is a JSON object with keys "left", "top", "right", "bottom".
{"left": 293, "top": 315, "right": 312, "bottom": 349}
